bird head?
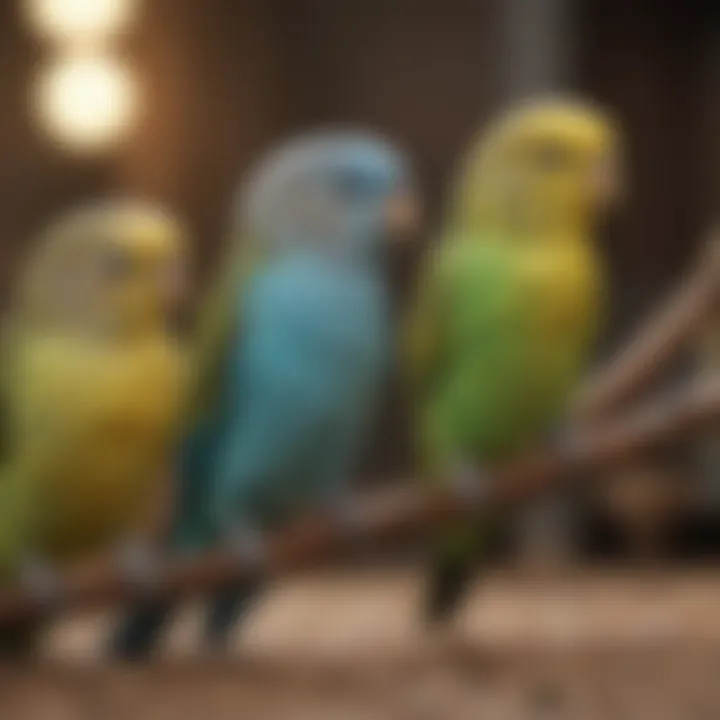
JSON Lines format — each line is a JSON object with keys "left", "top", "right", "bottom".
{"left": 452, "top": 97, "right": 621, "bottom": 239}
{"left": 20, "top": 200, "right": 187, "bottom": 339}
{"left": 240, "top": 130, "right": 420, "bottom": 262}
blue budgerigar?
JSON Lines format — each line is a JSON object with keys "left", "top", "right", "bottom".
{"left": 112, "top": 130, "right": 417, "bottom": 658}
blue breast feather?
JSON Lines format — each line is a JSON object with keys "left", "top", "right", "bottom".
{"left": 176, "top": 254, "right": 389, "bottom": 540}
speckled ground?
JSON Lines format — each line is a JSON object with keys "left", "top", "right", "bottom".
{"left": 3, "top": 568, "right": 720, "bottom": 719}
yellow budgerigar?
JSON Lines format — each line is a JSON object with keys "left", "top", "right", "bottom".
{"left": 0, "top": 200, "right": 187, "bottom": 655}
{"left": 406, "top": 98, "right": 621, "bottom": 626}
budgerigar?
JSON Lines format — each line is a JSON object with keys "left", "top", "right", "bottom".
{"left": 0, "top": 201, "right": 187, "bottom": 656}
{"left": 111, "top": 130, "right": 418, "bottom": 659}
{"left": 406, "top": 98, "right": 620, "bottom": 626}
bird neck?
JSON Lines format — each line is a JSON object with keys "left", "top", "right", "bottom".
{"left": 482, "top": 203, "right": 593, "bottom": 247}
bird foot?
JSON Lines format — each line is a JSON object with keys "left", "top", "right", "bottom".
{"left": 325, "top": 489, "right": 366, "bottom": 540}
{"left": 450, "top": 457, "right": 491, "bottom": 509}
{"left": 116, "top": 539, "right": 162, "bottom": 595}
{"left": 21, "top": 557, "right": 63, "bottom": 608}
{"left": 225, "top": 521, "right": 267, "bottom": 571}
{"left": 545, "top": 423, "right": 588, "bottom": 461}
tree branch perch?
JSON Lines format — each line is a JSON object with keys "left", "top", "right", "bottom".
{"left": 573, "top": 234, "right": 720, "bottom": 423}
{"left": 0, "top": 377, "right": 719, "bottom": 626}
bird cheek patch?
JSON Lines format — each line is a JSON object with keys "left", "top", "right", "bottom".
{"left": 592, "top": 152, "right": 622, "bottom": 210}
{"left": 159, "top": 255, "right": 188, "bottom": 313}
{"left": 287, "top": 183, "right": 344, "bottom": 241}
{"left": 48, "top": 250, "right": 104, "bottom": 328}
{"left": 384, "top": 190, "right": 422, "bottom": 241}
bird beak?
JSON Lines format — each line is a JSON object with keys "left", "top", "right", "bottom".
{"left": 384, "top": 189, "right": 422, "bottom": 241}
{"left": 593, "top": 152, "right": 623, "bottom": 210}
{"left": 160, "top": 259, "right": 189, "bottom": 328}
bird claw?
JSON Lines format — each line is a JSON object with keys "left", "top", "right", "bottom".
{"left": 546, "top": 424, "right": 588, "bottom": 462}
{"left": 225, "top": 522, "right": 267, "bottom": 571}
{"left": 21, "top": 558, "right": 63, "bottom": 608}
{"left": 450, "top": 458, "right": 490, "bottom": 508}
{"left": 117, "top": 539, "right": 161, "bottom": 596}
{"left": 325, "top": 490, "right": 365, "bottom": 538}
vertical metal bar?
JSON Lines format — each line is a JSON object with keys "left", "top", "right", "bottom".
{"left": 694, "top": 20, "right": 720, "bottom": 509}
{"left": 498, "top": 0, "right": 580, "bottom": 564}
{"left": 498, "top": 0, "right": 577, "bottom": 102}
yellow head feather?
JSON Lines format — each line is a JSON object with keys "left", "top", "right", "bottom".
{"left": 450, "top": 97, "right": 621, "bottom": 239}
{"left": 18, "top": 200, "right": 187, "bottom": 337}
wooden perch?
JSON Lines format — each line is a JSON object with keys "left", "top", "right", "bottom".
{"left": 572, "top": 235, "right": 720, "bottom": 424}
{"left": 0, "top": 377, "right": 719, "bottom": 626}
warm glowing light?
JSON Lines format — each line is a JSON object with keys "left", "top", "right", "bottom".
{"left": 25, "top": 0, "right": 137, "bottom": 43}
{"left": 34, "top": 55, "right": 138, "bottom": 152}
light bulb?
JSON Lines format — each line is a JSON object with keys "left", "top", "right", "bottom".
{"left": 25, "top": 0, "right": 137, "bottom": 43}
{"left": 34, "top": 54, "right": 138, "bottom": 153}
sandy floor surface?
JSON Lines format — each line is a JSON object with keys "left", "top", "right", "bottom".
{"left": 3, "top": 567, "right": 720, "bottom": 718}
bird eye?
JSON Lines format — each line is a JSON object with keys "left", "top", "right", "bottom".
{"left": 101, "top": 248, "right": 133, "bottom": 280}
{"left": 333, "top": 170, "right": 372, "bottom": 200}
{"left": 534, "top": 144, "right": 569, "bottom": 171}
{"left": 160, "top": 257, "right": 185, "bottom": 300}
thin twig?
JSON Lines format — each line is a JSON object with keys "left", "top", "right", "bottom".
{"left": 572, "top": 235, "right": 720, "bottom": 424}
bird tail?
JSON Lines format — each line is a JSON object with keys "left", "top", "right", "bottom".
{"left": 110, "top": 599, "right": 176, "bottom": 660}
{"left": 423, "top": 522, "right": 491, "bottom": 627}
{"left": 0, "top": 465, "right": 45, "bottom": 659}
{"left": 204, "top": 578, "right": 263, "bottom": 649}
{"left": 0, "top": 621, "right": 41, "bottom": 660}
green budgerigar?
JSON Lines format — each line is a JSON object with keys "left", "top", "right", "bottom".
{"left": 406, "top": 98, "right": 621, "bottom": 625}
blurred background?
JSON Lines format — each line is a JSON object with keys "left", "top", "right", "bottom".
{"left": 0, "top": 0, "right": 718, "bottom": 562}
{"left": 4, "top": 3, "right": 720, "bottom": 717}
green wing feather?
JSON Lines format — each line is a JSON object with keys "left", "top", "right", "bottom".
{"left": 406, "top": 236, "right": 523, "bottom": 406}
{"left": 406, "top": 236, "right": 556, "bottom": 472}
{"left": 0, "top": 316, "right": 41, "bottom": 581}
{"left": 404, "top": 246, "right": 448, "bottom": 399}
{"left": 187, "top": 241, "right": 264, "bottom": 426}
